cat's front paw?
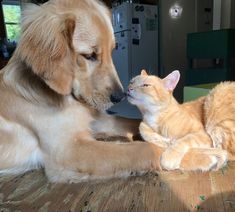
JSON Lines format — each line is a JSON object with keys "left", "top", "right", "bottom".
{"left": 160, "top": 148, "right": 184, "bottom": 170}
{"left": 210, "top": 150, "right": 228, "bottom": 171}
{"left": 139, "top": 122, "right": 171, "bottom": 148}
{"left": 212, "top": 139, "right": 223, "bottom": 149}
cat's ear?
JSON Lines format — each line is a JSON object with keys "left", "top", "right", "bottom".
{"left": 163, "top": 70, "right": 180, "bottom": 91}
{"left": 141, "top": 69, "right": 148, "bottom": 76}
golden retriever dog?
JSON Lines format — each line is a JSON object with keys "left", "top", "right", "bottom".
{"left": 0, "top": 0, "right": 161, "bottom": 182}
{"left": 0, "top": 0, "right": 222, "bottom": 183}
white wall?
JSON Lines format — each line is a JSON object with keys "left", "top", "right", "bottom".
{"left": 213, "top": 0, "right": 235, "bottom": 29}
{"left": 221, "top": 0, "right": 231, "bottom": 28}
{"left": 231, "top": 0, "right": 235, "bottom": 28}
{"left": 213, "top": 0, "right": 221, "bottom": 29}
{"left": 159, "top": 0, "right": 213, "bottom": 101}
{"left": 196, "top": 0, "right": 213, "bottom": 32}
{"left": 159, "top": 0, "right": 196, "bottom": 101}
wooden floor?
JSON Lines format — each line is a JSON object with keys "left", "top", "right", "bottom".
{"left": 0, "top": 162, "right": 235, "bottom": 212}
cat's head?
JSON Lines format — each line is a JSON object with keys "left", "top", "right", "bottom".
{"left": 127, "top": 70, "right": 180, "bottom": 109}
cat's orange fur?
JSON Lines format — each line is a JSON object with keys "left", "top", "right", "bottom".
{"left": 127, "top": 70, "right": 230, "bottom": 171}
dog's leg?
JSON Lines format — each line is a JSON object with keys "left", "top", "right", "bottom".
{"left": 0, "top": 117, "right": 42, "bottom": 175}
{"left": 44, "top": 137, "right": 163, "bottom": 183}
{"left": 91, "top": 113, "right": 140, "bottom": 140}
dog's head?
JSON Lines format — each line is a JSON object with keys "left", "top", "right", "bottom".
{"left": 15, "top": 0, "right": 124, "bottom": 111}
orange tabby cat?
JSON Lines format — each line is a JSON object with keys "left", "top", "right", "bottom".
{"left": 127, "top": 70, "right": 230, "bottom": 171}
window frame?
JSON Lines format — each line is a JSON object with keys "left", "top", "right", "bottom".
{"left": 1, "top": 0, "right": 21, "bottom": 41}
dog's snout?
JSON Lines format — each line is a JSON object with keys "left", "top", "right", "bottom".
{"left": 110, "top": 90, "right": 126, "bottom": 104}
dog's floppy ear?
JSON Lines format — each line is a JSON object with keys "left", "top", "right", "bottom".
{"left": 16, "top": 7, "right": 76, "bottom": 95}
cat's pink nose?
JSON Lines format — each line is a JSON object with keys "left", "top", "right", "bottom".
{"left": 128, "top": 87, "right": 133, "bottom": 92}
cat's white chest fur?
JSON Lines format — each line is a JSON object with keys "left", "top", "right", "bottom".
{"left": 143, "top": 113, "right": 159, "bottom": 130}
{"left": 142, "top": 104, "right": 162, "bottom": 129}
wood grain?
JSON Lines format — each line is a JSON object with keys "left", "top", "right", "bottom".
{"left": 0, "top": 162, "right": 234, "bottom": 211}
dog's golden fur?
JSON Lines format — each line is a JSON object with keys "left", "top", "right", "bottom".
{"left": 0, "top": 0, "right": 159, "bottom": 182}
{"left": 0, "top": 0, "right": 220, "bottom": 182}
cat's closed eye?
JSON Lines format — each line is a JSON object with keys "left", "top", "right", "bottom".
{"left": 142, "top": 84, "right": 151, "bottom": 87}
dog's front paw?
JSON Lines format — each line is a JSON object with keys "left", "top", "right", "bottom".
{"left": 160, "top": 148, "right": 184, "bottom": 170}
{"left": 139, "top": 122, "right": 151, "bottom": 131}
{"left": 149, "top": 140, "right": 169, "bottom": 148}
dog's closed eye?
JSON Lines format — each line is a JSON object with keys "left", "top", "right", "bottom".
{"left": 82, "top": 52, "right": 97, "bottom": 62}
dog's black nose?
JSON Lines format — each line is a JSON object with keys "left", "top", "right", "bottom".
{"left": 110, "top": 91, "right": 126, "bottom": 104}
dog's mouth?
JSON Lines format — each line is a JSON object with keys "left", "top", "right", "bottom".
{"left": 71, "top": 92, "right": 86, "bottom": 104}
{"left": 71, "top": 92, "right": 78, "bottom": 101}
{"left": 71, "top": 91, "right": 113, "bottom": 112}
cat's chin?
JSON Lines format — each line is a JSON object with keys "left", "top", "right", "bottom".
{"left": 127, "top": 95, "right": 134, "bottom": 103}
{"left": 127, "top": 95, "right": 138, "bottom": 106}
